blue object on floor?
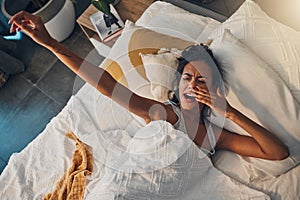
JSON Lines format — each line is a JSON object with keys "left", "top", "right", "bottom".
{"left": 0, "top": 0, "right": 23, "bottom": 40}
{"left": 3, "top": 31, "right": 22, "bottom": 40}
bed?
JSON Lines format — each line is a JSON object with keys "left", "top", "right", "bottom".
{"left": 1, "top": 0, "right": 299, "bottom": 199}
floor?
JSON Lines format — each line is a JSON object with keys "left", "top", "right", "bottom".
{"left": 0, "top": 1, "right": 104, "bottom": 174}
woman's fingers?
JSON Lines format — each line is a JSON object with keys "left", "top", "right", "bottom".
{"left": 194, "top": 91, "right": 213, "bottom": 107}
{"left": 193, "top": 89, "right": 210, "bottom": 103}
{"left": 9, "top": 11, "right": 38, "bottom": 25}
{"left": 193, "top": 88, "right": 228, "bottom": 116}
{"left": 195, "top": 95, "right": 212, "bottom": 107}
{"left": 8, "top": 11, "right": 53, "bottom": 47}
{"left": 9, "top": 23, "right": 17, "bottom": 33}
{"left": 9, "top": 11, "right": 40, "bottom": 34}
{"left": 193, "top": 88, "right": 216, "bottom": 100}
{"left": 10, "top": 20, "right": 34, "bottom": 36}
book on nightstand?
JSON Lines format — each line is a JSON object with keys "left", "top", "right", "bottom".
{"left": 89, "top": 4, "right": 124, "bottom": 43}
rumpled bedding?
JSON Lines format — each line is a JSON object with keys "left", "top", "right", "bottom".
{"left": 0, "top": 84, "right": 269, "bottom": 200}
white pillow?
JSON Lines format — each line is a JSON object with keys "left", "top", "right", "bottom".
{"left": 136, "top": 1, "right": 220, "bottom": 42}
{"left": 209, "top": 0, "right": 300, "bottom": 102}
{"left": 209, "top": 29, "right": 300, "bottom": 180}
{"left": 140, "top": 48, "right": 181, "bottom": 103}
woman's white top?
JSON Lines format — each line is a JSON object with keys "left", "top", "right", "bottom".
{"left": 167, "top": 101, "right": 216, "bottom": 156}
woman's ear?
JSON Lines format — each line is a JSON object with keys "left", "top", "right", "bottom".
{"left": 168, "top": 90, "right": 175, "bottom": 100}
{"left": 168, "top": 90, "right": 180, "bottom": 105}
{"left": 217, "top": 87, "right": 224, "bottom": 97}
{"left": 216, "top": 82, "right": 227, "bottom": 97}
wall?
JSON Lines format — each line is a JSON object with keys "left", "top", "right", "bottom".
{"left": 255, "top": 0, "right": 300, "bottom": 31}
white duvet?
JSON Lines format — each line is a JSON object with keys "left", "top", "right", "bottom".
{"left": 0, "top": 84, "right": 270, "bottom": 200}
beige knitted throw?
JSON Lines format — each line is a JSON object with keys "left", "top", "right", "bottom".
{"left": 43, "top": 132, "right": 93, "bottom": 200}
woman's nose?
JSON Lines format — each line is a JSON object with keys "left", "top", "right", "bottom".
{"left": 188, "top": 80, "right": 197, "bottom": 89}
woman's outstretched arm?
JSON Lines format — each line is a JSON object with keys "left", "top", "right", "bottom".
{"left": 217, "top": 106, "right": 290, "bottom": 160}
{"left": 9, "top": 11, "right": 177, "bottom": 124}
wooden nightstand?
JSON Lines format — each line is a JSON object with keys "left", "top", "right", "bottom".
{"left": 77, "top": 0, "right": 154, "bottom": 57}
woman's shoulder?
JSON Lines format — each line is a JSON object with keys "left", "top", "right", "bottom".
{"left": 163, "top": 101, "right": 184, "bottom": 130}
{"left": 165, "top": 102, "right": 180, "bottom": 126}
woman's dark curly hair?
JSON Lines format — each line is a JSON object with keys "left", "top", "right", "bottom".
{"left": 168, "top": 44, "right": 223, "bottom": 120}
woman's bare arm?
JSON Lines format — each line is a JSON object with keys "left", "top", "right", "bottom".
{"left": 9, "top": 11, "right": 178, "bottom": 124}
{"left": 216, "top": 107, "right": 289, "bottom": 160}
{"left": 42, "top": 38, "right": 153, "bottom": 120}
{"left": 194, "top": 87, "right": 289, "bottom": 160}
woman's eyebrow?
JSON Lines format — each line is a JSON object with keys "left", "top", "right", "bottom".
{"left": 183, "top": 73, "right": 207, "bottom": 79}
{"left": 183, "top": 73, "right": 192, "bottom": 76}
{"left": 196, "top": 75, "right": 207, "bottom": 79}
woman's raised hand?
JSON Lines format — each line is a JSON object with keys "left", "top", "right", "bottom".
{"left": 193, "top": 87, "right": 232, "bottom": 117}
{"left": 9, "top": 11, "right": 54, "bottom": 47}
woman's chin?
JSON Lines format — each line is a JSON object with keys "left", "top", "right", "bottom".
{"left": 181, "top": 101, "right": 199, "bottom": 111}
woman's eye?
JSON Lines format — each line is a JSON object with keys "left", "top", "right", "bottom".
{"left": 197, "top": 79, "right": 206, "bottom": 84}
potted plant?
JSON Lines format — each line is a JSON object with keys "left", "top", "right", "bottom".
{"left": 91, "top": 0, "right": 116, "bottom": 16}
{"left": 1, "top": 0, "right": 76, "bottom": 42}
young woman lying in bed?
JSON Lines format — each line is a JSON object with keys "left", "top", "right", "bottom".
{"left": 10, "top": 11, "right": 289, "bottom": 160}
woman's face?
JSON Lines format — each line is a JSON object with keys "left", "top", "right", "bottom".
{"left": 178, "top": 61, "right": 213, "bottom": 111}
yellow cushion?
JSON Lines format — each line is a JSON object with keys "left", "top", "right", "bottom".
{"left": 100, "top": 58, "right": 128, "bottom": 87}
